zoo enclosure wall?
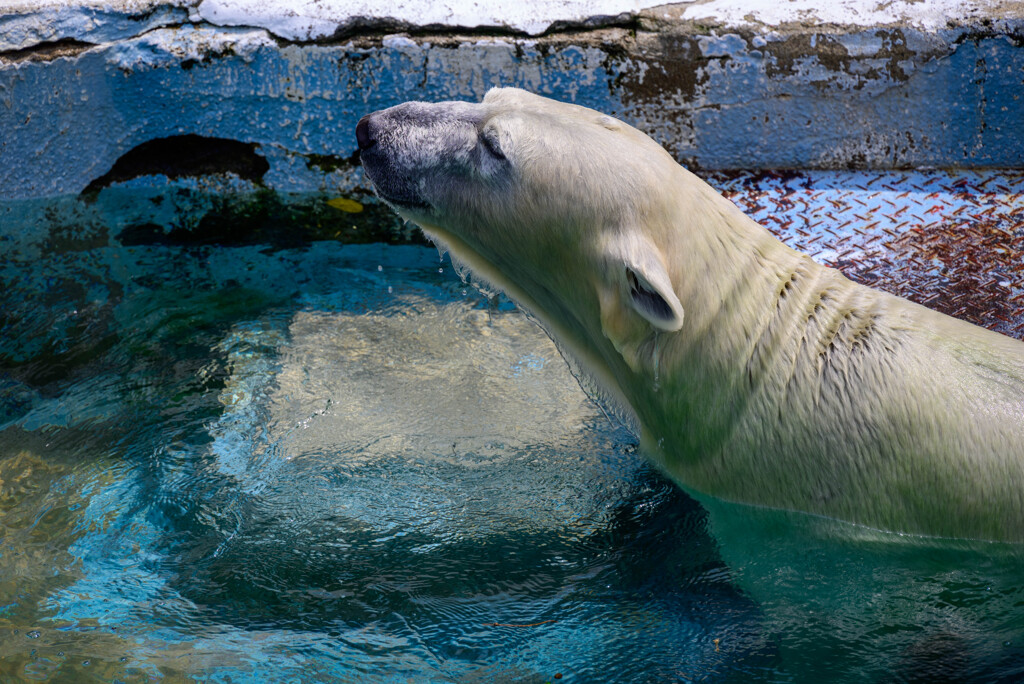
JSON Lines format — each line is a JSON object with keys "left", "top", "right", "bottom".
{"left": 1, "top": 0, "right": 1022, "bottom": 204}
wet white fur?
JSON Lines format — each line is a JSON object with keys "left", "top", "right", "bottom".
{"left": 363, "top": 88, "right": 1024, "bottom": 541}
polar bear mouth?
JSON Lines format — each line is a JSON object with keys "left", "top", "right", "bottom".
{"left": 358, "top": 149, "right": 432, "bottom": 211}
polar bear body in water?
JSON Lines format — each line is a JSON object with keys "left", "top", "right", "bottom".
{"left": 358, "top": 87, "right": 1024, "bottom": 542}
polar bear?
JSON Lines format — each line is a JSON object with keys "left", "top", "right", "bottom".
{"left": 357, "top": 87, "right": 1024, "bottom": 542}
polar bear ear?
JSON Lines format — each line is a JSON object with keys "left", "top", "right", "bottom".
{"left": 625, "top": 263, "right": 684, "bottom": 332}
{"left": 605, "top": 233, "right": 685, "bottom": 332}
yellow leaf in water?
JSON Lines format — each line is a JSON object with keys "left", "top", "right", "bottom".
{"left": 327, "top": 197, "right": 364, "bottom": 213}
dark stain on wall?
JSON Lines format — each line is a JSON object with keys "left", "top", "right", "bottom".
{"left": 304, "top": 151, "right": 361, "bottom": 173}
{"left": 763, "top": 33, "right": 853, "bottom": 79}
{"left": 619, "top": 32, "right": 710, "bottom": 104}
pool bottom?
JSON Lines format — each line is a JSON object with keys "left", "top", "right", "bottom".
{"left": 0, "top": 239, "right": 771, "bottom": 682}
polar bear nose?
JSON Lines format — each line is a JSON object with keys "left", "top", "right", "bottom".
{"left": 356, "top": 115, "right": 375, "bottom": 151}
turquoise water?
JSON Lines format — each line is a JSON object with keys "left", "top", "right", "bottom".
{"left": 2, "top": 191, "right": 1024, "bottom": 682}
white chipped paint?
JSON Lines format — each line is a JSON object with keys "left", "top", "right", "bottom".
{"left": 680, "top": 0, "right": 1020, "bottom": 30}
{"left": 0, "top": 0, "right": 180, "bottom": 10}
{"left": 0, "top": 1, "right": 191, "bottom": 52}
{"left": 195, "top": 0, "right": 666, "bottom": 39}
{"left": 0, "top": 0, "right": 192, "bottom": 51}
{"left": 381, "top": 35, "right": 419, "bottom": 50}
{"left": 103, "top": 24, "right": 274, "bottom": 70}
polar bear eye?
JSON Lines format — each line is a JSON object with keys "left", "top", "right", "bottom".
{"left": 479, "top": 128, "right": 506, "bottom": 161}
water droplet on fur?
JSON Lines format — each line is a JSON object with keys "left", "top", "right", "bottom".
{"left": 26, "top": 630, "right": 40, "bottom": 639}
{"left": 377, "top": 264, "right": 383, "bottom": 271}
{"left": 450, "top": 256, "right": 471, "bottom": 283}
{"left": 387, "top": 286, "right": 393, "bottom": 294}
{"left": 438, "top": 267, "right": 444, "bottom": 274}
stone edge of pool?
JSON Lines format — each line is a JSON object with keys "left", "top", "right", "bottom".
{"left": 0, "top": 0, "right": 1021, "bottom": 207}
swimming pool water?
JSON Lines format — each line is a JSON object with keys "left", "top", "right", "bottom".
{"left": 2, "top": 181, "right": 1024, "bottom": 682}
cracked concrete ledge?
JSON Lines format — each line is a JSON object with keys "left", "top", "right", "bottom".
{"left": 1, "top": 0, "right": 1022, "bottom": 202}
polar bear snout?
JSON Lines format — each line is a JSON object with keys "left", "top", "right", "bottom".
{"left": 356, "top": 108, "right": 433, "bottom": 211}
{"left": 357, "top": 100, "right": 494, "bottom": 215}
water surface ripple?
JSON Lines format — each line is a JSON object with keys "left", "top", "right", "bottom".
{"left": 1, "top": 218, "right": 1023, "bottom": 681}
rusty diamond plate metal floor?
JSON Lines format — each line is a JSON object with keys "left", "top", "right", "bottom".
{"left": 705, "top": 170, "right": 1024, "bottom": 341}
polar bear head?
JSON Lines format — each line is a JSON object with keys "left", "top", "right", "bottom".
{"left": 358, "top": 88, "right": 740, "bottom": 423}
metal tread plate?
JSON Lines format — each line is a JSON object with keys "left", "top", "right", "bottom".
{"left": 706, "top": 170, "right": 1024, "bottom": 340}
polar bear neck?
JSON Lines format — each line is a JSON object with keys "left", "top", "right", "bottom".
{"left": 632, "top": 171, "right": 883, "bottom": 468}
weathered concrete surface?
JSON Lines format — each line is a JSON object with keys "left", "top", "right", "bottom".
{"left": 671, "top": 0, "right": 1024, "bottom": 31}
{"left": 0, "top": 1, "right": 190, "bottom": 52}
{"left": 1, "top": 0, "right": 1022, "bottom": 203}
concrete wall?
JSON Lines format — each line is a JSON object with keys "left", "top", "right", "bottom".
{"left": 1, "top": 1, "right": 1022, "bottom": 204}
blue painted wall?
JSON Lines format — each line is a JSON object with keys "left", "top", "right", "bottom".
{"left": 1, "top": 23, "right": 1021, "bottom": 201}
